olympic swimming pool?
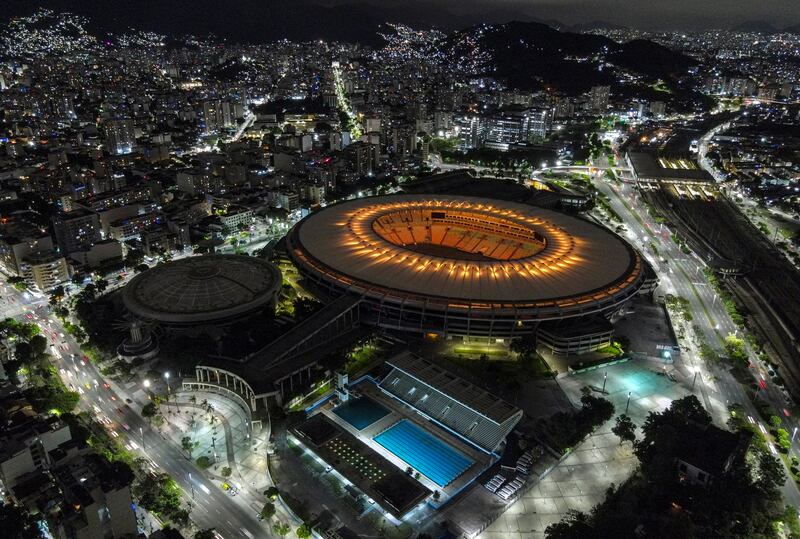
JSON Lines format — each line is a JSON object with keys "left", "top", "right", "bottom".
{"left": 373, "top": 419, "right": 473, "bottom": 487}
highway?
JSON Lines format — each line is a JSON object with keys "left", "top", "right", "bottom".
{"left": 581, "top": 164, "right": 800, "bottom": 507}
{"left": 0, "top": 282, "right": 277, "bottom": 539}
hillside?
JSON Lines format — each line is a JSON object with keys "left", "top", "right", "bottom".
{"left": 443, "top": 21, "right": 697, "bottom": 95}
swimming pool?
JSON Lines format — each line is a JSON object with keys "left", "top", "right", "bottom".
{"left": 373, "top": 419, "right": 473, "bottom": 487}
{"left": 332, "top": 396, "right": 390, "bottom": 430}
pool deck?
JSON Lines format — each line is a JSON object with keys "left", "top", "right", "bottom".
{"left": 320, "top": 381, "right": 493, "bottom": 499}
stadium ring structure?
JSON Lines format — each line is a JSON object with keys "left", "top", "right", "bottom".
{"left": 122, "top": 254, "right": 282, "bottom": 326}
{"left": 287, "top": 194, "right": 648, "bottom": 338}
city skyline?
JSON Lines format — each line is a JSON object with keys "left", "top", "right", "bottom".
{"left": 1, "top": 4, "right": 800, "bottom": 539}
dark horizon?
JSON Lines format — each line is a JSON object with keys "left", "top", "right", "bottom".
{"left": 10, "top": 0, "right": 800, "bottom": 39}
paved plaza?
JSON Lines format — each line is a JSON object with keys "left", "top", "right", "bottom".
{"left": 479, "top": 360, "right": 695, "bottom": 539}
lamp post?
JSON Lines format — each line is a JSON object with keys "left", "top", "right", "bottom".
{"left": 793, "top": 427, "right": 798, "bottom": 443}
{"left": 140, "top": 426, "right": 145, "bottom": 450}
{"left": 692, "top": 368, "right": 699, "bottom": 389}
{"left": 625, "top": 391, "right": 632, "bottom": 414}
{"left": 188, "top": 472, "right": 195, "bottom": 499}
{"left": 164, "top": 372, "right": 171, "bottom": 411}
{"left": 143, "top": 379, "right": 151, "bottom": 400}
{"left": 602, "top": 371, "right": 608, "bottom": 394}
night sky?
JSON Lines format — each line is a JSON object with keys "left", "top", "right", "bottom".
{"left": 330, "top": 0, "right": 800, "bottom": 31}
{"left": 19, "top": 0, "right": 800, "bottom": 35}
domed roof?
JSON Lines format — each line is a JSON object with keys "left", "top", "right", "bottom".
{"left": 123, "top": 255, "right": 281, "bottom": 324}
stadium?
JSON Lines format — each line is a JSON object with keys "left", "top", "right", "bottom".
{"left": 122, "top": 254, "right": 282, "bottom": 326}
{"left": 287, "top": 194, "right": 648, "bottom": 339}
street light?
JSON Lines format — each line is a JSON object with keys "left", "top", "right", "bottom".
{"left": 625, "top": 391, "right": 632, "bottom": 414}
{"left": 164, "top": 372, "right": 171, "bottom": 411}
{"left": 602, "top": 371, "right": 608, "bottom": 393}
{"left": 140, "top": 426, "right": 145, "bottom": 450}
{"left": 793, "top": 427, "right": 798, "bottom": 443}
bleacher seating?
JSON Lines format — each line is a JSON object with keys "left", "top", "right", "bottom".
{"left": 379, "top": 353, "right": 523, "bottom": 452}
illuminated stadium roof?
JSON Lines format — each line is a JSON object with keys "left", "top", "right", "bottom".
{"left": 289, "top": 194, "right": 643, "bottom": 309}
{"left": 123, "top": 255, "right": 281, "bottom": 325}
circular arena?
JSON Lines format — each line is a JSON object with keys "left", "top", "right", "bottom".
{"left": 287, "top": 194, "right": 647, "bottom": 337}
{"left": 122, "top": 254, "right": 282, "bottom": 326}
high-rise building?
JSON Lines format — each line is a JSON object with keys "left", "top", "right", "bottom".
{"left": 21, "top": 251, "right": 69, "bottom": 291}
{"left": 202, "top": 100, "right": 235, "bottom": 134}
{"left": 481, "top": 108, "right": 552, "bottom": 150}
{"left": 0, "top": 234, "right": 55, "bottom": 275}
{"left": 104, "top": 119, "right": 135, "bottom": 155}
{"left": 346, "top": 142, "right": 380, "bottom": 176}
{"left": 52, "top": 209, "right": 102, "bottom": 255}
{"left": 588, "top": 85, "right": 610, "bottom": 113}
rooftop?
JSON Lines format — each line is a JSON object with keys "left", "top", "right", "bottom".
{"left": 122, "top": 254, "right": 281, "bottom": 324}
{"left": 628, "top": 152, "right": 714, "bottom": 183}
{"left": 291, "top": 194, "right": 643, "bottom": 307}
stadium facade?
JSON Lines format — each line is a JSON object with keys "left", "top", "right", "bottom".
{"left": 287, "top": 194, "right": 651, "bottom": 341}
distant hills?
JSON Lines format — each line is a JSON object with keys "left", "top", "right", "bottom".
{"left": 443, "top": 21, "right": 697, "bottom": 95}
{"left": 9, "top": 0, "right": 453, "bottom": 46}
{"left": 730, "top": 20, "right": 800, "bottom": 34}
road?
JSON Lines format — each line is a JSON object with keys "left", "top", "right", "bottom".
{"left": 580, "top": 164, "right": 800, "bottom": 508}
{"left": 0, "top": 282, "right": 277, "bottom": 539}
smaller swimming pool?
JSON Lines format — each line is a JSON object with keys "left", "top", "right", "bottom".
{"left": 332, "top": 396, "right": 390, "bottom": 430}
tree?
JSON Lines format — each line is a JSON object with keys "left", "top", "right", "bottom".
{"left": 141, "top": 402, "right": 159, "bottom": 420}
{"left": 260, "top": 502, "right": 276, "bottom": 520}
{"left": 292, "top": 297, "right": 321, "bottom": 320}
{"left": 264, "top": 486, "right": 279, "bottom": 500}
{"left": 181, "top": 436, "right": 199, "bottom": 458}
{"left": 195, "top": 529, "right": 216, "bottom": 539}
{"left": 196, "top": 456, "right": 211, "bottom": 469}
{"left": 29, "top": 334, "right": 48, "bottom": 358}
{"left": 49, "top": 286, "right": 66, "bottom": 306}
{"left": 636, "top": 395, "right": 711, "bottom": 469}
{"left": 0, "top": 502, "right": 42, "bottom": 539}
{"left": 221, "top": 466, "right": 232, "bottom": 478}
{"left": 95, "top": 278, "right": 109, "bottom": 293}
{"left": 296, "top": 524, "right": 312, "bottom": 538}
{"left": 132, "top": 473, "right": 181, "bottom": 516}
{"left": 545, "top": 510, "right": 593, "bottom": 538}
{"left": 612, "top": 414, "right": 636, "bottom": 445}
{"left": 14, "top": 341, "right": 34, "bottom": 366}
{"left": 125, "top": 248, "right": 145, "bottom": 266}
{"left": 8, "top": 275, "right": 27, "bottom": 291}
{"left": 272, "top": 522, "right": 291, "bottom": 537}
{"left": 171, "top": 509, "right": 190, "bottom": 527}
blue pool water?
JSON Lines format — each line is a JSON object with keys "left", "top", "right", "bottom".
{"left": 332, "top": 396, "right": 390, "bottom": 430}
{"left": 373, "top": 419, "right": 474, "bottom": 487}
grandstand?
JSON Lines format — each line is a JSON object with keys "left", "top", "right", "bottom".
{"left": 379, "top": 353, "right": 523, "bottom": 453}
{"left": 371, "top": 207, "right": 546, "bottom": 261}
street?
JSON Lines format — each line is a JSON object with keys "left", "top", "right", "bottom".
{"left": 0, "top": 281, "right": 279, "bottom": 539}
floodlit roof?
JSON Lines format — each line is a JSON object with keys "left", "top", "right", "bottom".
{"left": 628, "top": 152, "right": 714, "bottom": 183}
{"left": 291, "top": 194, "right": 642, "bottom": 307}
